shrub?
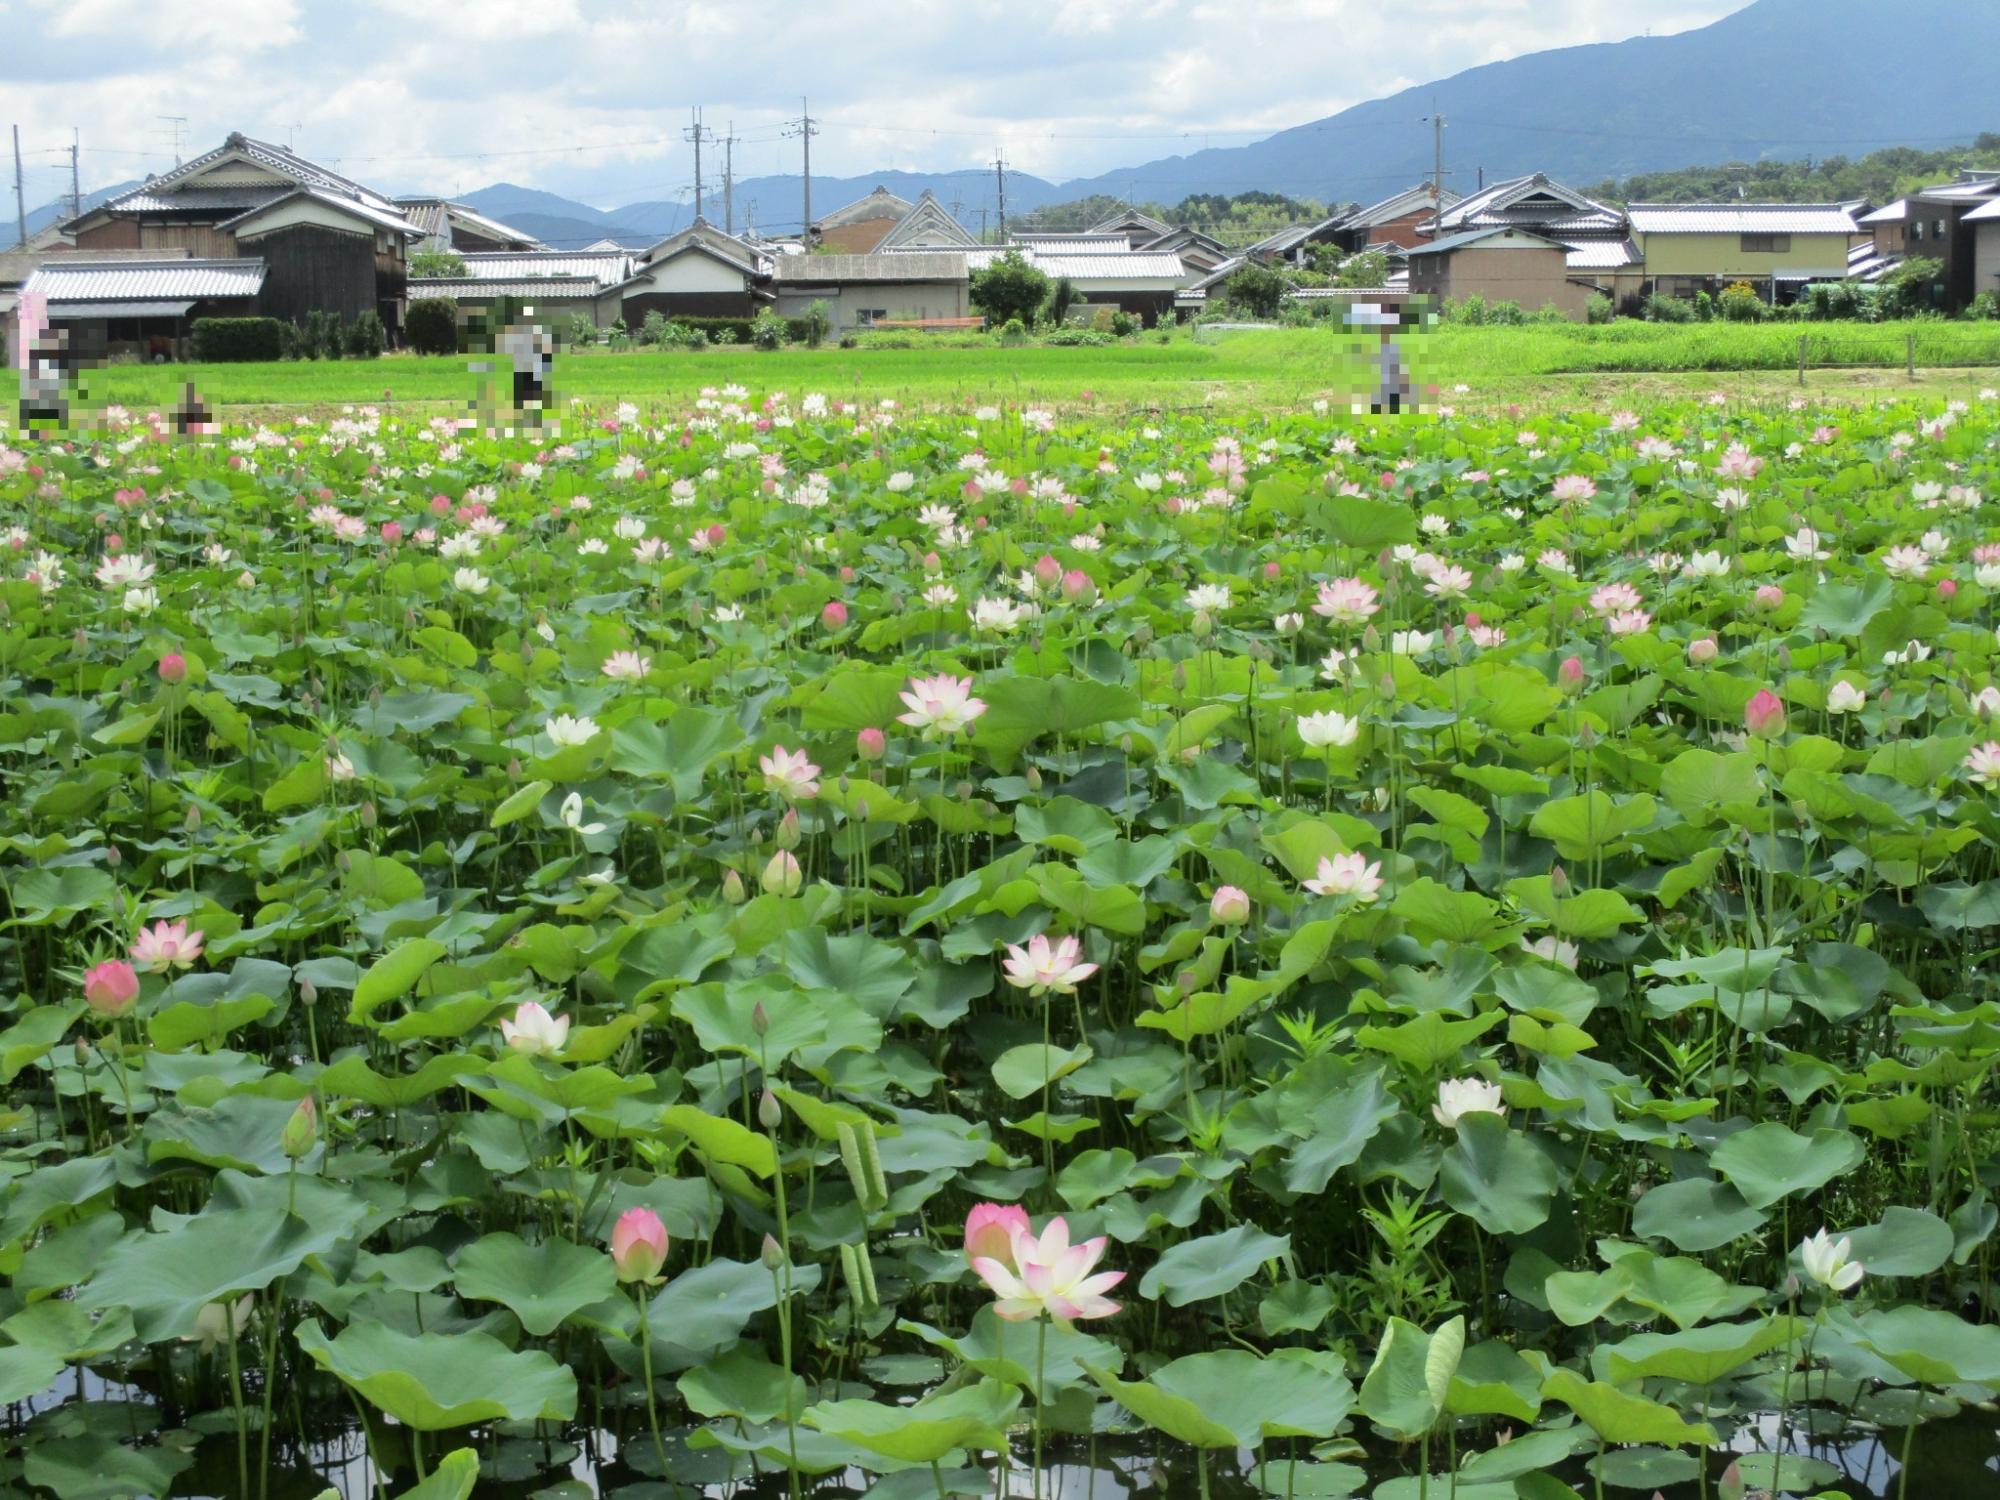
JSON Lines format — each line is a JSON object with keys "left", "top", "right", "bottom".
{"left": 1718, "top": 281, "right": 1766, "bottom": 322}
{"left": 1108, "top": 310, "right": 1139, "bottom": 337}
{"left": 997, "top": 317, "right": 1028, "bottom": 348}
{"left": 750, "top": 310, "right": 789, "bottom": 350}
{"left": 189, "top": 317, "right": 285, "bottom": 363}
{"left": 1586, "top": 293, "right": 1614, "bottom": 324}
{"left": 1042, "top": 326, "right": 1111, "bottom": 347}
{"left": 343, "top": 311, "right": 386, "bottom": 359}
{"left": 802, "top": 300, "right": 832, "bottom": 348}
{"left": 1221, "top": 263, "right": 1289, "bottom": 319}
{"left": 1880, "top": 256, "right": 1945, "bottom": 318}
{"left": 405, "top": 298, "right": 458, "bottom": 355}
{"left": 1643, "top": 293, "right": 1696, "bottom": 324}
{"left": 1968, "top": 290, "right": 2000, "bottom": 321}
{"left": 564, "top": 312, "right": 600, "bottom": 347}
{"left": 658, "top": 321, "right": 710, "bottom": 351}
{"left": 1044, "top": 277, "right": 1078, "bottom": 326}
{"left": 969, "top": 250, "right": 1051, "bottom": 327}
{"left": 1335, "top": 249, "right": 1390, "bottom": 288}
{"left": 1484, "top": 299, "right": 1527, "bottom": 327}
{"left": 1089, "top": 306, "right": 1116, "bottom": 333}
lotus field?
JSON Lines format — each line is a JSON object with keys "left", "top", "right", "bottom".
{"left": 4, "top": 384, "right": 2000, "bottom": 1500}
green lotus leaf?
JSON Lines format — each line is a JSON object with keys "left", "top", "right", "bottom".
{"left": 451, "top": 1231, "right": 619, "bottom": 1336}
{"left": 804, "top": 1379, "right": 1021, "bottom": 1462}
{"left": 1138, "top": 1223, "right": 1289, "bottom": 1306}
{"left": 294, "top": 1319, "right": 578, "bottom": 1430}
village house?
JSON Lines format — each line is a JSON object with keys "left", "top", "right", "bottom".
{"left": 811, "top": 186, "right": 915, "bottom": 253}
{"left": 56, "top": 133, "right": 419, "bottom": 345}
{"left": 1248, "top": 183, "right": 1466, "bottom": 267}
{"left": 395, "top": 198, "right": 546, "bottom": 255}
{"left": 1854, "top": 172, "right": 2000, "bottom": 308}
{"left": 1403, "top": 227, "right": 1592, "bottom": 320}
{"left": 1622, "top": 203, "right": 1859, "bottom": 304}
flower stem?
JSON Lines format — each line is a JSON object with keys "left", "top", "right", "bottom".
{"left": 635, "top": 1283, "right": 674, "bottom": 1491}
{"left": 1032, "top": 1315, "right": 1048, "bottom": 1500}
{"left": 225, "top": 1314, "right": 250, "bottom": 1500}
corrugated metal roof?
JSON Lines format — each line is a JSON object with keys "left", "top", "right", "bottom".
{"left": 457, "top": 251, "right": 633, "bottom": 285}
{"left": 773, "top": 253, "right": 967, "bottom": 283}
{"left": 1406, "top": 228, "right": 1567, "bottom": 257}
{"left": 1860, "top": 199, "right": 1908, "bottom": 224}
{"left": 1030, "top": 252, "right": 1188, "bottom": 280}
{"left": 24, "top": 258, "right": 266, "bottom": 301}
{"left": 1566, "top": 238, "right": 1643, "bottom": 269}
{"left": 407, "top": 278, "right": 603, "bottom": 301}
{"left": 1627, "top": 204, "right": 1858, "bottom": 235}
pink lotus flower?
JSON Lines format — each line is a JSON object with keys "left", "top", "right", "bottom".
{"left": 971, "top": 1215, "right": 1124, "bottom": 1322}
{"left": 1305, "top": 853, "right": 1383, "bottom": 903}
{"left": 83, "top": 959, "right": 140, "bottom": 1018}
{"left": 1001, "top": 934, "right": 1098, "bottom": 996}
{"left": 1551, "top": 474, "right": 1597, "bottom": 504}
{"left": 1210, "top": 886, "right": 1251, "bottom": 925}
{"left": 1589, "top": 582, "right": 1642, "bottom": 617}
{"left": 602, "top": 650, "right": 652, "bottom": 681}
{"left": 1745, "top": 689, "right": 1787, "bottom": 740}
{"left": 1313, "top": 577, "right": 1379, "bottom": 624}
{"left": 965, "top": 1203, "right": 1031, "bottom": 1270}
{"left": 500, "top": 1000, "right": 570, "bottom": 1058}
{"left": 610, "top": 1207, "right": 669, "bottom": 1284}
{"left": 759, "top": 745, "right": 821, "bottom": 800}
{"left": 896, "top": 673, "right": 987, "bottom": 738}
{"left": 1688, "top": 637, "right": 1719, "bottom": 664}
{"left": 157, "top": 652, "right": 187, "bottom": 684}
{"left": 856, "top": 727, "right": 887, "bottom": 761}
{"left": 821, "top": 601, "right": 849, "bottom": 630}
{"left": 130, "top": 919, "right": 203, "bottom": 973}
{"left": 1716, "top": 444, "right": 1764, "bottom": 479}
{"left": 1964, "top": 741, "right": 2000, "bottom": 788}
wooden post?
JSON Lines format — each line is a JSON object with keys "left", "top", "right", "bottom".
{"left": 1906, "top": 331, "right": 1916, "bottom": 383}
{"left": 1797, "top": 335, "right": 1807, "bottom": 387}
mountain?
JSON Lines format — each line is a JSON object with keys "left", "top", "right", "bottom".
{"left": 21, "top": 181, "right": 140, "bottom": 239}
{"left": 456, "top": 0, "right": 2000, "bottom": 235}
{"left": 1046, "top": 0, "right": 2000, "bottom": 206}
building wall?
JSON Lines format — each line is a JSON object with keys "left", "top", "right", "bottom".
{"left": 256, "top": 224, "right": 378, "bottom": 327}
{"left": 1974, "top": 222, "right": 2000, "bottom": 303}
{"left": 1412, "top": 245, "right": 1589, "bottom": 320}
{"left": 630, "top": 255, "right": 752, "bottom": 295}
{"left": 1636, "top": 231, "right": 1852, "bottom": 279}
{"left": 1362, "top": 209, "right": 1436, "bottom": 250}
{"left": 74, "top": 220, "right": 143, "bottom": 250}
{"left": 775, "top": 281, "right": 967, "bottom": 330}
{"left": 1873, "top": 221, "right": 1907, "bottom": 255}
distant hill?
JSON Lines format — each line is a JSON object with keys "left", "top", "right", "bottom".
{"left": 21, "top": 181, "right": 140, "bottom": 240}
{"left": 454, "top": 0, "right": 1999, "bottom": 235}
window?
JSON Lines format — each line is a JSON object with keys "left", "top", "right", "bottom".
{"left": 854, "top": 308, "right": 887, "bottom": 327}
{"left": 1910, "top": 221, "right": 1924, "bottom": 241}
{"left": 1740, "top": 233, "right": 1791, "bottom": 254}
{"left": 1933, "top": 219, "right": 1948, "bottom": 239}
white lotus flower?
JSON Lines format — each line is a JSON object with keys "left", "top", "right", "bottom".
{"left": 559, "top": 792, "right": 606, "bottom": 836}
{"left": 1433, "top": 1077, "right": 1506, "bottom": 1128}
{"left": 1798, "top": 1228, "right": 1864, "bottom": 1293}
{"left": 545, "top": 714, "right": 601, "bottom": 748}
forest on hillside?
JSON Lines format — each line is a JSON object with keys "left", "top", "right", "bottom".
{"left": 1587, "top": 134, "right": 2000, "bottom": 204}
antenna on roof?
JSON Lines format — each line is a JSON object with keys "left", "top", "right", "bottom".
{"left": 157, "top": 115, "right": 188, "bottom": 167}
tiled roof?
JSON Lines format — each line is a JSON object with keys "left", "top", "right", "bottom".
{"left": 24, "top": 257, "right": 267, "bottom": 302}
{"left": 218, "top": 187, "right": 419, "bottom": 238}
{"left": 816, "top": 187, "right": 914, "bottom": 228}
{"left": 104, "top": 186, "right": 282, "bottom": 214}
{"left": 1627, "top": 204, "right": 1858, "bottom": 235}
{"left": 98, "top": 132, "right": 402, "bottom": 220}
{"left": 1010, "top": 233, "right": 1135, "bottom": 251}
{"left": 773, "top": 253, "right": 968, "bottom": 283}
{"left": 1437, "top": 173, "right": 1621, "bottom": 234}
{"left": 1961, "top": 198, "right": 2000, "bottom": 223}
{"left": 396, "top": 198, "right": 544, "bottom": 251}
{"left": 1031, "top": 252, "right": 1188, "bottom": 280}
{"left": 456, "top": 251, "right": 634, "bottom": 286}
{"left": 406, "top": 278, "right": 603, "bottom": 301}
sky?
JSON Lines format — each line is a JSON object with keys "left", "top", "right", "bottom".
{"left": 3, "top": 0, "right": 1746, "bottom": 212}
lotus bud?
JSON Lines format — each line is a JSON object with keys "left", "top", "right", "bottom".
{"left": 1577, "top": 721, "right": 1598, "bottom": 747}
{"left": 157, "top": 652, "right": 187, "bottom": 684}
{"left": 1938, "top": 578, "right": 1959, "bottom": 601}
{"left": 1744, "top": 688, "right": 1786, "bottom": 740}
{"left": 280, "top": 1096, "right": 318, "bottom": 1160}
{"left": 1688, "top": 636, "right": 1719, "bottom": 664}
{"left": 610, "top": 1207, "right": 669, "bottom": 1284}
{"left": 299, "top": 978, "right": 318, "bottom": 1009}
{"left": 774, "top": 807, "right": 801, "bottom": 851}
{"left": 1025, "top": 766, "right": 1043, "bottom": 791}
{"left": 184, "top": 804, "right": 202, "bottom": 834}
{"left": 822, "top": 600, "right": 848, "bottom": 630}
{"left": 83, "top": 960, "right": 140, "bottom": 1019}
{"left": 1361, "top": 624, "right": 1381, "bottom": 653}
{"left": 1172, "top": 663, "right": 1187, "bottom": 693}
{"left": 361, "top": 800, "right": 378, "bottom": 830}
{"left": 506, "top": 757, "right": 522, "bottom": 783}
{"left": 752, "top": 1000, "right": 770, "bottom": 1036}
{"left": 761, "top": 1232, "right": 786, "bottom": 1271}
{"left": 1377, "top": 671, "right": 1397, "bottom": 702}
{"left": 1550, "top": 864, "right": 1572, "bottom": 897}
{"left": 721, "top": 868, "right": 747, "bottom": 905}
{"left": 1753, "top": 584, "right": 1784, "bottom": 612}
{"left": 854, "top": 799, "right": 869, "bottom": 821}
{"left": 1210, "top": 886, "right": 1251, "bottom": 925}
{"left": 758, "top": 1088, "right": 783, "bottom": 1130}
{"left": 761, "top": 849, "right": 803, "bottom": 896}
{"left": 1558, "top": 656, "right": 1586, "bottom": 694}
{"left": 105, "top": 844, "right": 120, "bottom": 869}
{"left": 856, "top": 727, "right": 886, "bottom": 761}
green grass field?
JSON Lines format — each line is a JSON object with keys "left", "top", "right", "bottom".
{"left": 78, "top": 320, "right": 2000, "bottom": 417}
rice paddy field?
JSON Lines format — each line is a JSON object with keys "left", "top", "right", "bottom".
{"left": 0, "top": 373, "right": 1999, "bottom": 1500}
{"left": 76, "top": 321, "right": 2000, "bottom": 419}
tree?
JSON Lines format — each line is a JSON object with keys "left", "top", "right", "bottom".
{"left": 1044, "top": 276, "right": 1078, "bottom": 326}
{"left": 969, "top": 251, "right": 1051, "bottom": 328}
{"left": 1336, "top": 250, "right": 1390, "bottom": 288}
{"left": 1222, "top": 263, "right": 1290, "bottom": 320}
{"left": 410, "top": 247, "right": 468, "bottom": 279}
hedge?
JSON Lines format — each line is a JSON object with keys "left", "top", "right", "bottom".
{"left": 650, "top": 314, "right": 814, "bottom": 344}
{"left": 189, "top": 317, "right": 286, "bottom": 363}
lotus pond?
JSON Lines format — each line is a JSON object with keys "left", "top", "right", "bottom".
{"left": 1, "top": 387, "right": 1999, "bottom": 1500}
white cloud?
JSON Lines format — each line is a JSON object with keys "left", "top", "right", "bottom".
{"left": 3, "top": 0, "right": 1746, "bottom": 210}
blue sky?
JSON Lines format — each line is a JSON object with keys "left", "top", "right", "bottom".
{"left": 3, "top": 0, "right": 1743, "bottom": 210}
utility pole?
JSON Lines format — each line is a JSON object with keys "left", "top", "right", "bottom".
{"left": 978, "top": 207, "right": 988, "bottom": 242}
{"left": 721, "top": 120, "right": 737, "bottom": 236}
{"left": 1422, "top": 106, "right": 1445, "bottom": 232}
{"left": 993, "top": 154, "right": 1008, "bottom": 241}
{"left": 11, "top": 126, "right": 24, "bottom": 249}
{"left": 785, "top": 99, "right": 818, "bottom": 244}
{"left": 69, "top": 129, "right": 81, "bottom": 221}
{"left": 684, "top": 108, "right": 714, "bottom": 224}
